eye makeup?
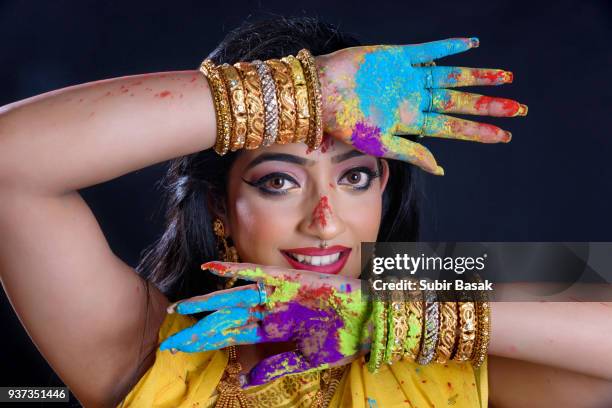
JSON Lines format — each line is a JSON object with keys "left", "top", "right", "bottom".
{"left": 242, "top": 163, "right": 380, "bottom": 196}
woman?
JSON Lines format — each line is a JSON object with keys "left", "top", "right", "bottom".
{"left": 0, "top": 16, "right": 611, "bottom": 408}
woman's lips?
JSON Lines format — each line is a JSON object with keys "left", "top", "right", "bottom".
{"left": 280, "top": 245, "right": 351, "bottom": 275}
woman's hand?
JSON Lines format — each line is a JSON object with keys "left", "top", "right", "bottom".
{"left": 317, "top": 37, "right": 528, "bottom": 175}
{"left": 159, "top": 261, "right": 370, "bottom": 386}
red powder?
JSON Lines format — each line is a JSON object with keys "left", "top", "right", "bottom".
{"left": 309, "top": 196, "right": 332, "bottom": 228}
{"left": 447, "top": 70, "right": 461, "bottom": 82}
{"left": 190, "top": 76, "right": 197, "bottom": 82}
{"left": 320, "top": 134, "right": 334, "bottom": 153}
{"left": 474, "top": 95, "right": 519, "bottom": 115}
{"left": 158, "top": 90, "right": 171, "bottom": 98}
{"left": 471, "top": 69, "right": 504, "bottom": 83}
{"left": 201, "top": 261, "right": 229, "bottom": 274}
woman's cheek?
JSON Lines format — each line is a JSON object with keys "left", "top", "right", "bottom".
{"left": 232, "top": 196, "right": 294, "bottom": 264}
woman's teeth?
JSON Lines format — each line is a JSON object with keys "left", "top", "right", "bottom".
{"left": 290, "top": 252, "right": 341, "bottom": 266}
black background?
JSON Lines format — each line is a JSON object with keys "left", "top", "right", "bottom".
{"left": 1, "top": 0, "right": 610, "bottom": 404}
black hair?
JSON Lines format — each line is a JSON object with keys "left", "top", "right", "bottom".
{"left": 136, "top": 16, "right": 422, "bottom": 302}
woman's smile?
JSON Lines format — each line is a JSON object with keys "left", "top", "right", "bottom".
{"left": 280, "top": 245, "right": 352, "bottom": 274}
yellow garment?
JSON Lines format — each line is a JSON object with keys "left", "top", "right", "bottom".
{"left": 120, "top": 313, "right": 488, "bottom": 408}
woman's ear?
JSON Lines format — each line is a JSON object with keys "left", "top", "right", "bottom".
{"left": 379, "top": 159, "right": 390, "bottom": 193}
{"left": 207, "top": 194, "right": 232, "bottom": 236}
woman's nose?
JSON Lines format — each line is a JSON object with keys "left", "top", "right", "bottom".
{"left": 298, "top": 194, "right": 346, "bottom": 241}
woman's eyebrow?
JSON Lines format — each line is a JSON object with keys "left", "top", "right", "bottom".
{"left": 331, "top": 150, "right": 366, "bottom": 164}
{"left": 245, "top": 153, "right": 315, "bottom": 170}
{"left": 245, "top": 150, "right": 366, "bottom": 170}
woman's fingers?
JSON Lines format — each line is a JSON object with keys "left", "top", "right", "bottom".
{"left": 202, "top": 261, "right": 360, "bottom": 291}
{"left": 168, "top": 284, "right": 263, "bottom": 314}
{"left": 408, "top": 37, "right": 479, "bottom": 65}
{"left": 379, "top": 133, "right": 444, "bottom": 175}
{"left": 202, "top": 261, "right": 277, "bottom": 284}
{"left": 248, "top": 351, "right": 313, "bottom": 386}
{"left": 420, "top": 112, "right": 512, "bottom": 143}
{"left": 426, "top": 66, "right": 514, "bottom": 88}
{"left": 428, "top": 89, "right": 528, "bottom": 117}
{"left": 159, "top": 308, "right": 265, "bottom": 352}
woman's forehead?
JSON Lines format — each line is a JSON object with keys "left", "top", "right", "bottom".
{"left": 237, "top": 136, "right": 357, "bottom": 165}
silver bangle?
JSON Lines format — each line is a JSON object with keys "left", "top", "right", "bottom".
{"left": 252, "top": 60, "right": 279, "bottom": 146}
{"left": 416, "top": 284, "right": 439, "bottom": 365}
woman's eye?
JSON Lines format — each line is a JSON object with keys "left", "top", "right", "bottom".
{"left": 338, "top": 167, "right": 379, "bottom": 190}
{"left": 264, "top": 176, "right": 293, "bottom": 191}
{"left": 243, "top": 172, "right": 300, "bottom": 195}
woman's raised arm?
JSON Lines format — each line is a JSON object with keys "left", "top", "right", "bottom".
{"left": 0, "top": 71, "right": 216, "bottom": 406}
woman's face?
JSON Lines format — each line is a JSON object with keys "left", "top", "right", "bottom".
{"left": 224, "top": 136, "right": 389, "bottom": 279}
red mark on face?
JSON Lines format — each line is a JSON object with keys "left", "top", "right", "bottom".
{"left": 328, "top": 182, "right": 335, "bottom": 189}
{"left": 155, "top": 90, "right": 171, "bottom": 98}
{"left": 309, "top": 196, "right": 332, "bottom": 228}
{"left": 190, "top": 76, "right": 197, "bottom": 82}
{"left": 320, "top": 134, "right": 334, "bottom": 153}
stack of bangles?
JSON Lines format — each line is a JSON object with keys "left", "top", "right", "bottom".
{"left": 367, "top": 276, "right": 491, "bottom": 372}
{"left": 199, "top": 49, "right": 323, "bottom": 155}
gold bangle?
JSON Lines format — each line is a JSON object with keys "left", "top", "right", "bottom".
{"left": 471, "top": 301, "right": 491, "bottom": 368}
{"left": 403, "top": 289, "right": 423, "bottom": 361}
{"left": 435, "top": 302, "right": 459, "bottom": 364}
{"left": 220, "top": 64, "right": 247, "bottom": 151}
{"left": 234, "top": 62, "right": 265, "bottom": 150}
{"left": 200, "top": 59, "right": 232, "bottom": 155}
{"left": 266, "top": 59, "right": 297, "bottom": 145}
{"left": 296, "top": 49, "right": 323, "bottom": 150}
{"left": 470, "top": 274, "right": 491, "bottom": 368}
{"left": 388, "top": 285, "right": 408, "bottom": 364}
{"left": 281, "top": 55, "right": 310, "bottom": 144}
{"left": 453, "top": 301, "right": 477, "bottom": 362}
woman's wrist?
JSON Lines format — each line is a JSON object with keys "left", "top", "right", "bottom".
{"left": 199, "top": 49, "right": 324, "bottom": 156}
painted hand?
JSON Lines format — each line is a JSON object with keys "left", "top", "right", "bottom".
{"left": 159, "top": 261, "right": 371, "bottom": 386}
{"left": 317, "top": 37, "right": 528, "bottom": 175}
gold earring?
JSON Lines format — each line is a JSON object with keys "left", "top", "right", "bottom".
{"left": 213, "top": 218, "right": 239, "bottom": 289}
